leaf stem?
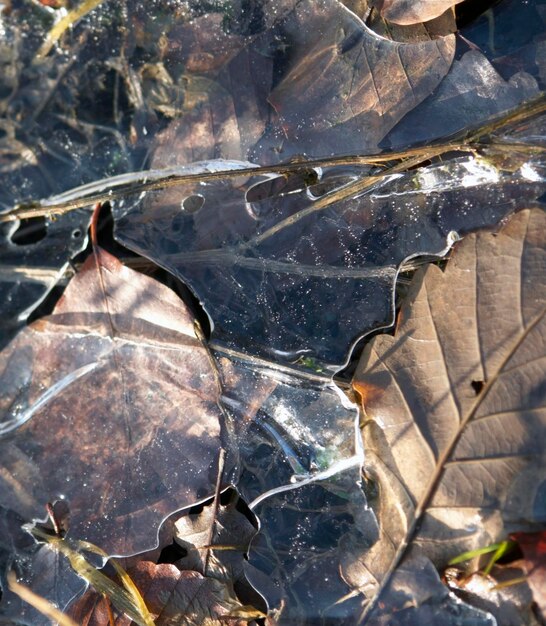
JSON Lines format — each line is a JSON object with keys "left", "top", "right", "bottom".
{"left": 2, "top": 94, "right": 544, "bottom": 224}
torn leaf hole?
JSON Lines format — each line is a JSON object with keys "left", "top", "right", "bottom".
{"left": 10, "top": 216, "right": 47, "bottom": 246}
{"left": 471, "top": 380, "right": 485, "bottom": 395}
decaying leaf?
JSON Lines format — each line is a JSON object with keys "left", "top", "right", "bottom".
{"left": 384, "top": 0, "right": 546, "bottom": 148}
{"left": 0, "top": 0, "right": 455, "bottom": 217}
{"left": 174, "top": 491, "right": 258, "bottom": 586}
{"left": 348, "top": 208, "right": 546, "bottom": 621}
{"left": 67, "top": 561, "right": 261, "bottom": 626}
{"left": 0, "top": 209, "right": 226, "bottom": 557}
{"left": 386, "top": 49, "right": 540, "bottom": 148}
{"left": 149, "top": 0, "right": 455, "bottom": 168}
{"left": 263, "top": 0, "right": 454, "bottom": 156}
{"left": 1, "top": 2, "right": 545, "bottom": 624}
{"left": 511, "top": 531, "right": 546, "bottom": 619}
{"left": 362, "top": 5, "right": 457, "bottom": 44}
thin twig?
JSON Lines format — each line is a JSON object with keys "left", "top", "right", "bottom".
{"left": 204, "top": 447, "right": 226, "bottom": 576}
{"left": 1, "top": 90, "right": 544, "bottom": 224}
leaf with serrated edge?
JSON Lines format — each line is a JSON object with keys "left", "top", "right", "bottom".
{"left": 349, "top": 208, "right": 546, "bottom": 621}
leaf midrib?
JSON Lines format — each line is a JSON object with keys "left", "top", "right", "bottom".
{"left": 359, "top": 281, "right": 546, "bottom": 624}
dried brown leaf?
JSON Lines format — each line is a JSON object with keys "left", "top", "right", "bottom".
{"left": 150, "top": 0, "right": 455, "bottom": 170}
{"left": 174, "top": 495, "right": 257, "bottom": 584}
{"left": 376, "top": 0, "right": 463, "bottom": 25}
{"left": 69, "top": 561, "right": 259, "bottom": 626}
{"left": 266, "top": 1, "right": 455, "bottom": 154}
{"left": 0, "top": 231, "right": 225, "bottom": 555}
{"left": 349, "top": 208, "right": 546, "bottom": 620}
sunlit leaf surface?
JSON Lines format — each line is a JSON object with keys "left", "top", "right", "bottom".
{"left": 349, "top": 209, "right": 546, "bottom": 622}
{"left": 377, "top": 0, "right": 463, "bottom": 25}
{"left": 0, "top": 237, "right": 225, "bottom": 556}
{"left": 0, "top": 0, "right": 544, "bottom": 624}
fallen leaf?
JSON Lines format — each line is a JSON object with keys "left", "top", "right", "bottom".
{"left": 148, "top": 0, "right": 455, "bottom": 168}
{"left": 174, "top": 492, "right": 258, "bottom": 587}
{"left": 349, "top": 208, "right": 546, "bottom": 621}
{"left": 353, "top": 553, "right": 497, "bottom": 626}
{"left": 511, "top": 531, "right": 546, "bottom": 619}
{"left": 0, "top": 3, "right": 544, "bottom": 624}
{"left": 384, "top": 0, "right": 546, "bottom": 149}
{"left": 0, "top": 210, "right": 226, "bottom": 557}
{"left": 376, "top": 0, "right": 463, "bottom": 25}
{"left": 265, "top": 0, "right": 454, "bottom": 156}
{"left": 68, "top": 561, "right": 259, "bottom": 626}
{"left": 362, "top": 5, "right": 457, "bottom": 44}
{"left": 386, "top": 49, "right": 540, "bottom": 149}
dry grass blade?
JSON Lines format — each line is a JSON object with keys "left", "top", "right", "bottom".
{"left": 29, "top": 527, "right": 155, "bottom": 626}
{"left": 36, "top": 0, "right": 107, "bottom": 60}
{"left": 7, "top": 571, "right": 78, "bottom": 626}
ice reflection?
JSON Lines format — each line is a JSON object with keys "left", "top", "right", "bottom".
{"left": 245, "top": 469, "right": 376, "bottom": 623}
{"left": 113, "top": 152, "right": 544, "bottom": 366}
{"left": 216, "top": 346, "right": 363, "bottom": 499}
{"left": 209, "top": 345, "right": 373, "bottom": 619}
